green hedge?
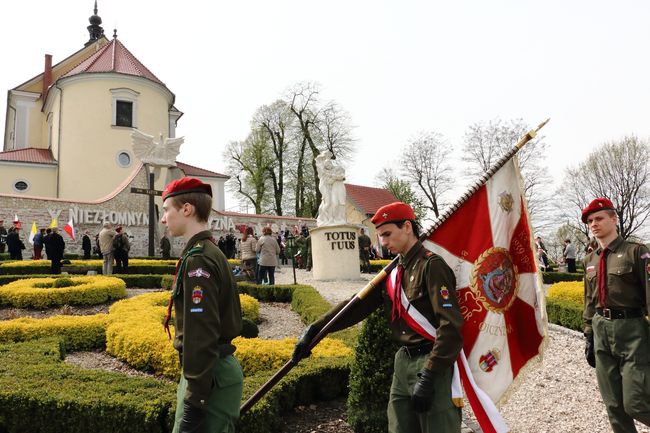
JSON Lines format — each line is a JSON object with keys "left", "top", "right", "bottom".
{"left": 0, "top": 264, "right": 175, "bottom": 275}
{"left": 0, "top": 281, "right": 358, "bottom": 433}
{"left": 542, "top": 272, "right": 583, "bottom": 284}
{"left": 347, "top": 310, "right": 398, "bottom": 433}
{"left": 0, "top": 338, "right": 176, "bottom": 433}
{"left": 546, "top": 297, "right": 583, "bottom": 331}
{"left": 0, "top": 274, "right": 165, "bottom": 289}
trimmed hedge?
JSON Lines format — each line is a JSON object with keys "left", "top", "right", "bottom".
{"left": 542, "top": 272, "right": 583, "bottom": 284}
{"left": 347, "top": 310, "right": 399, "bottom": 433}
{"left": 546, "top": 281, "right": 584, "bottom": 331}
{"left": 0, "top": 259, "right": 176, "bottom": 275}
{"left": 0, "top": 314, "right": 109, "bottom": 350}
{"left": 0, "top": 338, "right": 175, "bottom": 433}
{"left": 0, "top": 276, "right": 126, "bottom": 308}
{"left": 0, "top": 281, "right": 358, "bottom": 433}
{"left": 0, "top": 274, "right": 166, "bottom": 289}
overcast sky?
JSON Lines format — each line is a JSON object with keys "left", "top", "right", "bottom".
{"left": 2, "top": 0, "right": 649, "bottom": 212}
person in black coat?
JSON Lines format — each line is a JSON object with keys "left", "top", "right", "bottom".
{"left": 48, "top": 228, "right": 65, "bottom": 274}
{"left": 6, "top": 227, "right": 25, "bottom": 260}
{"left": 43, "top": 228, "right": 52, "bottom": 259}
{"left": 81, "top": 230, "right": 92, "bottom": 260}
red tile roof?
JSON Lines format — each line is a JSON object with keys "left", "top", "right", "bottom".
{"left": 345, "top": 183, "right": 398, "bottom": 216}
{"left": 0, "top": 148, "right": 57, "bottom": 164}
{"left": 176, "top": 161, "right": 228, "bottom": 179}
{"left": 62, "top": 38, "right": 164, "bottom": 85}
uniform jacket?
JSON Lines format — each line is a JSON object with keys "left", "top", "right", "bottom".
{"left": 172, "top": 230, "right": 242, "bottom": 407}
{"left": 256, "top": 235, "right": 280, "bottom": 267}
{"left": 313, "top": 241, "right": 464, "bottom": 372}
{"left": 583, "top": 235, "right": 650, "bottom": 335}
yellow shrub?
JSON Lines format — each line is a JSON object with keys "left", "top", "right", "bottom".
{"left": 0, "top": 259, "right": 177, "bottom": 268}
{"left": 0, "top": 276, "right": 126, "bottom": 308}
{"left": 547, "top": 281, "right": 583, "bottom": 307}
{"left": 233, "top": 336, "right": 353, "bottom": 375}
{"left": 370, "top": 260, "right": 391, "bottom": 267}
{"left": 239, "top": 294, "right": 260, "bottom": 322}
{"left": 0, "top": 314, "right": 109, "bottom": 349}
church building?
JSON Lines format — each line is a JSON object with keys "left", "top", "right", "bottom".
{"left": 0, "top": 4, "right": 313, "bottom": 256}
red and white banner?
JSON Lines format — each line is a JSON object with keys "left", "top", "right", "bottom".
{"left": 424, "top": 158, "right": 547, "bottom": 432}
{"left": 64, "top": 217, "right": 76, "bottom": 241}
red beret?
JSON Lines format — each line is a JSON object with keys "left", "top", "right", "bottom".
{"left": 371, "top": 202, "right": 416, "bottom": 227}
{"left": 162, "top": 177, "right": 212, "bottom": 201}
{"left": 581, "top": 197, "right": 615, "bottom": 223}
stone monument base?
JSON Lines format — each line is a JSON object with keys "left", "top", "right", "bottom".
{"left": 311, "top": 224, "right": 360, "bottom": 280}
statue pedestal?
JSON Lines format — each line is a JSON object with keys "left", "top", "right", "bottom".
{"left": 311, "top": 225, "right": 360, "bottom": 281}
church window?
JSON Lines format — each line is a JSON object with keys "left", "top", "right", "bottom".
{"left": 13, "top": 180, "right": 29, "bottom": 192}
{"left": 116, "top": 101, "right": 133, "bottom": 127}
{"left": 110, "top": 88, "right": 139, "bottom": 128}
{"left": 117, "top": 151, "right": 132, "bottom": 168}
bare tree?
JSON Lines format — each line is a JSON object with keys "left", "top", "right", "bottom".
{"left": 559, "top": 135, "right": 650, "bottom": 240}
{"left": 285, "top": 82, "right": 355, "bottom": 217}
{"left": 223, "top": 129, "right": 275, "bottom": 214}
{"left": 462, "top": 118, "right": 550, "bottom": 225}
{"left": 253, "top": 100, "right": 293, "bottom": 216}
{"left": 400, "top": 132, "right": 454, "bottom": 218}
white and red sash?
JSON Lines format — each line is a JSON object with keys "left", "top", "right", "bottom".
{"left": 386, "top": 264, "right": 509, "bottom": 433}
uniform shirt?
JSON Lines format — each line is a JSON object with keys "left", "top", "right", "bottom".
{"left": 172, "top": 230, "right": 242, "bottom": 407}
{"left": 583, "top": 235, "right": 650, "bottom": 335}
{"left": 313, "top": 241, "right": 464, "bottom": 372}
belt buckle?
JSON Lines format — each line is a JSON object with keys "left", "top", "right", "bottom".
{"left": 602, "top": 308, "right": 612, "bottom": 320}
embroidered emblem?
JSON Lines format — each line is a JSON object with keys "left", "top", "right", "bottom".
{"left": 190, "top": 308, "right": 203, "bottom": 313}
{"left": 192, "top": 287, "right": 204, "bottom": 304}
{"left": 498, "top": 191, "right": 514, "bottom": 213}
{"left": 586, "top": 265, "right": 595, "bottom": 272}
{"left": 641, "top": 252, "right": 650, "bottom": 259}
{"left": 479, "top": 348, "right": 501, "bottom": 372}
{"left": 440, "top": 287, "right": 450, "bottom": 301}
{"left": 188, "top": 268, "right": 210, "bottom": 278}
{"left": 382, "top": 212, "right": 388, "bottom": 219}
{"left": 471, "top": 247, "right": 519, "bottom": 313}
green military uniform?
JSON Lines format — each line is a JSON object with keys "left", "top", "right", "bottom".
{"left": 313, "top": 241, "right": 464, "bottom": 433}
{"left": 358, "top": 232, "right": 372, "bottom": 273}
{"left": 171, "top": 230, "right": 244, "bottom": 433}
{"left": 583, "top": 235, "right": 650, "bottom": 433}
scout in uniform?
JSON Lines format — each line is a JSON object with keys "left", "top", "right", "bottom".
{"left": 293, "top": 202, "right": 464, "bottom": 433}
{"left": 582, "top": 197, "right": 650, "bottom": 433}
{"left": 161, "top": 177, "right": 243, "bottom": 433}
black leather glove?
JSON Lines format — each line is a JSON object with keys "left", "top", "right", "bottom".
{"left": 180, "top": 400, "right": 206, "bottom": 433}
{"left": 411, "top": 368, "right": 435, "bottom": 413}
{"left": 585, "top": 333, "right": 595, "bottom": 368}
{"left": 292, "top": 325, "right": 319, "bottom": 364}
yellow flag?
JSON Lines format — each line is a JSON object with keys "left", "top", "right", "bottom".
{"left": 49, "top": 217, "right": 58, "bottom": 228}
{"left": 28, "top": 222, "right": 37, "bottom": 245}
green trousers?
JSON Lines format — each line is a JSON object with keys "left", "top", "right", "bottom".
{"left": 593, "top": 314, "right": 650, "bottom": 433}
{"left": 172, "top": 355, "right": 244, "bottom": 433}
{"left": 388, "top": 347, "right": 462, "bottom": 433}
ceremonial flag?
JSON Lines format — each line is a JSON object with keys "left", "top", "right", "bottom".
{"left": 28, "top": 222, "right": 37, "bottom": 245}
{"left": 49, "top": 217, "right": 58, "bottom": 228}
{"left": 64, "top": 217, "right": 76, "bottom": 241}
{"left": 424, "top": 158, "right": 547, "bottom": 433}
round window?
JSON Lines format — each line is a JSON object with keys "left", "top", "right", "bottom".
{"left": 117, "top": 152, "right": 131, "bottom": 167}
{"left": 13, "top": 181, "right": 29, "bottom": 192}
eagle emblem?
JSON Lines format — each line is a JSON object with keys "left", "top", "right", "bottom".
{"left": 498, "top": 191, "right": 514, "bottom": 213}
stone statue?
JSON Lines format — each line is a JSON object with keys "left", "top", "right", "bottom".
{"left": 316, "top": 151, "right": 347, "bottom": 226}
{"left": 131, "top": 130, "right": 184, "bottom": 167}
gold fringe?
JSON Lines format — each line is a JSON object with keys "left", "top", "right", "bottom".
{"left": 452, "top": 397, "right": 465, "bottom": 408}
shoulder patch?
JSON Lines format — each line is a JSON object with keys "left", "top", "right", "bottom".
{"left": 188, "top": 268, "right": 210, "bottom": 278}
{"left": 192, "top": 286, "right": 204, "bottom": 304}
